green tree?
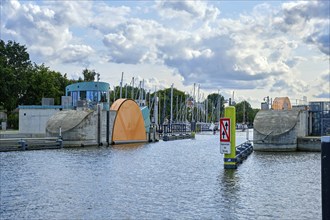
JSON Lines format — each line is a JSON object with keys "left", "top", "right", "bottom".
{"left": 235, "top": 100, "right": 259, "bottom": 125}
{"left": 21, "top": 64, "right": 70, "bottom": 105}
{"left": 82, "top": 68, "right": 96, "bottom": 81}
{"left": 0, "top": 40, "right": 74, "bottom": 110}
{"left": 152, "top": 88, "right": 186, "bottom": 124}
{"left": 0, "top": 40, "right": 32, "bottom": 113}
{"left": 250, "top": 108, "right": 259, "bottom": 125}
{"left": 0, "top": 40, "right": 77, "bottom": 128}
{"left": 206, "top": 93, "right": 225, "bottom": 122}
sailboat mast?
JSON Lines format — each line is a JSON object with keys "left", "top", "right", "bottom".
{"left": 154, "top": 90, "right": 158, "bottom": 127}
{"left": 120, "top": 72, "right": 124, "bottom": 99}
{"left": 131, "top": 77, "right": 134, "bottom": 99}
{"left": 192, "top": 83, "right": 195, "bottom": 122}
{"left": 170, "top": 84, "right": 173, "bottom": 124}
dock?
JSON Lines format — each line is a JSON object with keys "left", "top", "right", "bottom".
{"left": 0, "top": 137, "right": 63, "bottom": 152}
{"left": 158, "top": 123, "right": 194, "bottom": 141}
{"left": 163, "top": 133, "right": 195, "bottom": 141}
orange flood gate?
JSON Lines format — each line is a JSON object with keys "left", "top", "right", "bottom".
{"left": 110, "top": 99, "right": 147, "bottom": 144}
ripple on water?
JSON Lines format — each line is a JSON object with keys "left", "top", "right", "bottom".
{"left": 0, "top": 132, "right": 321, "bottom": 219}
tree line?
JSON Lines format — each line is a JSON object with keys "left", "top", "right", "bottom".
{"left": 0, "top": 40, "right": 259, "bottom": 128}
{"left": 0, "top": 40, "right": 97, "bottom": 128}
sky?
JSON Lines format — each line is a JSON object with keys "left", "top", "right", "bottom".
{"left": 1, "top": 0, "right": 329, "bottom": 108}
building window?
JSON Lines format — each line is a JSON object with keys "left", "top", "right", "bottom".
{"left": 72, "top": 91, "right": 78, "bottom": 106}
{"left": 86, "top": 91, "right": 98, "bottom": 102}
{"left": 80, "top": 91, "right": 86, "bottom": 100}
{"left": 100, "top": 92, "right": 107, "bottom": 102}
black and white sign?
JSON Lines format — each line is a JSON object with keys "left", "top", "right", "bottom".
{"left": 220, "top": 142, "right": 231, "bottom": 154}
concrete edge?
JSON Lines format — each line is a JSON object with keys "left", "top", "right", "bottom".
{"left": 321, "top": 136, "right": 330, "bottom": 143}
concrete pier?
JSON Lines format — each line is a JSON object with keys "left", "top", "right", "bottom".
{"left": 253, "top": 109, "right": 314, "bottom": 151}
{"left": 0, "top": 137, "right": 63, "bottom": 152}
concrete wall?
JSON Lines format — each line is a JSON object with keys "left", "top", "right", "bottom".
{"left": 253, "top": 128, "right": 297, "bottom": 151}
{"left": 0, "top": 112, "right": 7, "bottom": 121}
{"left": 19, "top": 108, "right": 60, "bottom": 134}
{"left": 99, "top": 109, "right": 110, "bottom": 144}
{"left": 60, "top": 111, "right": 97, "bottom": 141}
{"left": 297, "top": 137, "right": 321, "bottom": 151}
{"left": 253, "top": 110, "right": 308, "bottom": 151}
{"left": 297, "top": 110, "right": 308, "bottom": 137}
{"left": 46, "top": 109, "right": 115, "bottom": 146}
{"left": 108, "top": 110, "right": 117, "bottom": 144}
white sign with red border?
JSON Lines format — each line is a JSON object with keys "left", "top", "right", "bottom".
{"left": 220, "top": 118, "right": 231, "bottom": 142}
{"left": 220, "top": 118, "right": 231, "bottom": 154}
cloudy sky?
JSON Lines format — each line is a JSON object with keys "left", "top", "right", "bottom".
{"left": 1, "top": 0, "right": 329, "bottom": 108}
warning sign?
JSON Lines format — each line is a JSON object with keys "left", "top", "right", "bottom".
{"left": 220, "top": 118, "right": 230, "bottom": 142}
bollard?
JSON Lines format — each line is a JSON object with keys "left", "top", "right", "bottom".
{"left": 322, "top": 136, "right": 330, "bottom": 220}
{"left": 153, "top": 126, "right": 156, "bottom": 142}
{"left": 57, "top": 138, "right": 63, "bottom": 148}
{"left": 18, "top": 139, "right": 27, "bottom": 150}
{"left": 223, "top": 106, "right": 236, "bottom": 169}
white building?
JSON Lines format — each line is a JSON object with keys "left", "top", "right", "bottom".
{"left": 19, "top": 105, "right": 62, "bottom": 134}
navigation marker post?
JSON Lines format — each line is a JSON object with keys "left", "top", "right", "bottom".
{"left": 220, "top": 106, "right": 237, "bottom": 169}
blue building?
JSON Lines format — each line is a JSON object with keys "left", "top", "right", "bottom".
{"left": 65, "top": 81, "right": 110, "bottom": 110}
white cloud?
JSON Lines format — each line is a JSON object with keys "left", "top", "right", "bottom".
{"left": 45, "top": 1, "right": 93, "bottom": 26}
{"left": 270, "top": 77, "right": 310, "bottom": 96}
{"left": 1, "top": 0, "right": 329, "bottom": 108}
{"left": 57, "top": 44, "right": 94, "bottom": 65}
{"left": 274, "top": 1, "right": 330, "bottom": 55}
{"left": 313, "top": 71, "right": 330, "bottom": 99}
{"left": 156, "top": 0, "right": 220, "bottom": 26}
{"left": 1, "top": 0, "right": 94, "bottom": 65}
{"left": 102, "top": 17, "right": 186, "bottom": 65}
{"left": 90, "top": 4, "right": 131, "bottom": 34}
{"left": 2, "top": 1, "right": 72, "bottom": 48}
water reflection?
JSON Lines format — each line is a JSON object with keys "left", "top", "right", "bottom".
{"left": 0, "top": 132, "right": 321, "bottom": 219}
{"left": 214, "top": 169, "right": 242, "bottom": 219}
{"left": 221, "top": 169, "right": 239, "bottom": 187}
{"left": 111, "top": 142, "right": 146, "bottom": 150}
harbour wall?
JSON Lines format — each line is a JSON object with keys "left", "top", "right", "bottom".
{"left": 297, "top": 137, "right": 321, "bottom": 151}
{"left": 46, "top": 108, "right": 113, "bottom": 146}
{"left": 253, "top": 110, "right": 320, "bottom": 151}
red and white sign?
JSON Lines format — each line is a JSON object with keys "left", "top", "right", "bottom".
{"left": 220, "top": 118, "right": 231, "bottom": 142}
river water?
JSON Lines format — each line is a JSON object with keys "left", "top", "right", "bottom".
{"left": 0, "top": 130, "right": 321, "bottom": 219}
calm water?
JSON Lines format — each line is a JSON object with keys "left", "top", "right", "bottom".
{"left": 0, "top": 131, "right": 321, "bottom": 219}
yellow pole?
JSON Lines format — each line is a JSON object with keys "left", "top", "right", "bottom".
{"left": 224, "top": 106, "right": 236, "bottom": 169}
